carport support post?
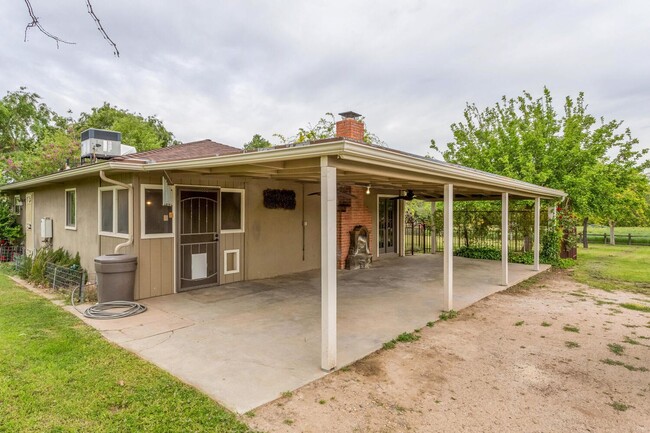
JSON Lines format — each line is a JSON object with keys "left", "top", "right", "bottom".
{"left": 534, "top": 197, "right": 540, "bottom": 271}
{"left": 320, "top": 156, "right": 337, "bottom": 371}
{"left": 398, "top": 199, "right": 406, "bottom": 257}
{"left": 431, "top": 201, "right": 437, "bottom": 254}
{"left": 443, "top": 185, "right": 453, "bottom": 310}
{"left": 501, "top": 192, "right": 509, "bottom": 286}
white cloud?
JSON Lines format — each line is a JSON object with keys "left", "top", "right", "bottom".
{"left": 0, "top": 0, "right": 648, "bottom": 159}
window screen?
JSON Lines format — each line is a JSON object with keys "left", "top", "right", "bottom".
{"left": 221, "top": 191, "right": 242, "bottom": 231}
{"left": 101, "top": 190, "right": 113, "bottom": 232}
{"left": 65, "top": 190, "right": 76, "bottom": 227}
{"left": 117, "top": 189, "right": 129, "bottom": 234}
{"left": 144, "top": 188, "right": 173, "bottom": 235}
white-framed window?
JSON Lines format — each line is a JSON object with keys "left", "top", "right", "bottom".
{"left": 141, "top": 184, "right": 174, "bottom": 239}
{"left": 224, "top": 249, "right": 240, "bottom": 274}
{"left": 221, "top": 188, "right": 245, "bottom": 233}
{"left": 65, "top": 188, "right": 76, "bottom": 230}
{"left": 12, "top": 195, "right": 23, "bottom": 214}
{"left": 98, "top": 186, "right": 130, "bottom": 238}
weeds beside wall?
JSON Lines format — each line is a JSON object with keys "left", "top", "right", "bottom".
{"left": 16, "top": 247, "right": 87, "bottom": 296}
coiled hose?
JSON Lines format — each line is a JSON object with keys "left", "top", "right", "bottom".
{"left": 71, "top": 286, "right": 147, "bottom": 320}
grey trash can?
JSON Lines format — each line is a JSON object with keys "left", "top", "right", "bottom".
{"left": 94, "top": 254, "right": 138, "bottom": 303}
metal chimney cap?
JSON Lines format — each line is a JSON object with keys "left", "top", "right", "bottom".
{"left": 338, "top": 111, "right": 362, "bottom": 119}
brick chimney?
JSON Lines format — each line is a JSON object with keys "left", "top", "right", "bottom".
{"left": 336, "top": 111, "right": 365, "bottom": 142}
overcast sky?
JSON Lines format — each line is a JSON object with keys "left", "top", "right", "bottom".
{"left": 1, "top": 0, "right": 649, "bottom": 159}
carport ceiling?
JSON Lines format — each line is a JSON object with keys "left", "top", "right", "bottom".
{"left": 176, "top": 157, "right": 549, "bottom": 201}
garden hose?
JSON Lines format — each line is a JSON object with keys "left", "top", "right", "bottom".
{"left": 71, "top": 286, "right": 147, "bottom": 320}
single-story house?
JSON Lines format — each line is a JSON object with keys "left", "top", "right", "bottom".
{"left": 0, "top": 112, "right": 564, "bottom": 371}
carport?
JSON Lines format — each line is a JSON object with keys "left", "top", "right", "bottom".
{"left": 147, "top": 135, "right": 565, "bottom": 373}
{"left": 68, "top": 253, "right": 551, "bottom": 413}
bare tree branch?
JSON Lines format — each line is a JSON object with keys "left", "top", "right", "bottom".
{"left": 22, "top": 0, "right": 120, "bottom": 57}
{"left": 85, "top": 0, "right": 120, "bottom": 57}
{"left": 23, "top": 0, "right": 75, "bottom": 48}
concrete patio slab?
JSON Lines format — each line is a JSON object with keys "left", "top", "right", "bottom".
{"left": 65, "top": 254, "right": 549, "bottom": 413}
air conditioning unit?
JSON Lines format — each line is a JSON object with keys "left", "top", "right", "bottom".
{"left": 81, "top": 129, "right": 123, "bottom": 159}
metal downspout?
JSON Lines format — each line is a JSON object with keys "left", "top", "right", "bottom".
{"left": 99, "top": 170, "right": 133, "bottom": 254}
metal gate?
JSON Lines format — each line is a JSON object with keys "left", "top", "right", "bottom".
{"left": 177, "top": 189, "right": 220, "bottom": 291}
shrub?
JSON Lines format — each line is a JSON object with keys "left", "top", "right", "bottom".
{"left": 453, "top": 229, "right": 568, "bottom": 267}
{"left": 0, "top": 196, "right": 22, "bottom": 244}
{"left": 16, "top": 254, "right": 32, "bottom": 279}
{"left": 455, "top": 246, "right": 501, "bottom": 261}
{"left": 541, "top": 224, "right": 561, "bottom": 264}
{"left": 454, "top": 246, "right": 535, "bottom": 265}
{"left": 25, "top": 247, "right": 83, "bottom": 286}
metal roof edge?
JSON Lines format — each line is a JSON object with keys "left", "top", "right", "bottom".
{"left": 339, "top": 141, "right": 566, "bottom": 198}
{"left": 0, "top": 139, "right": 565, "bottom": 199}
{"left": 0, "top": 162, "right": 145, "bottom": 191}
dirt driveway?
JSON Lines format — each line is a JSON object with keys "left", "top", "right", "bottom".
{"left": 248, "top": 270, "right": 650, "bottom": 433}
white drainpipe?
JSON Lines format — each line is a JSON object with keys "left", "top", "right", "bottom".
{"left": 99, "top": 170, "right": 133, "bottom": 254}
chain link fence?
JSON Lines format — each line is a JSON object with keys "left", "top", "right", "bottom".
{"left": 0, "top": 244, "right": 24, "bottom": 262}
{"left": 44, "top": 262, "right": 86, "bottom": 296}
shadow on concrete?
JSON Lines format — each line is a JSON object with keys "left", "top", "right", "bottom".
{"left": 66, "top": 254, "right": 549, "bottom": 413}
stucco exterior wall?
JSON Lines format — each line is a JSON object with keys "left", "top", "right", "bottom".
{"left": 31, "top": 178, "right": 101, "bottom": 276}
{"left": 20, "top": 173, "right": 137, "bottom": 284}
{"left": 244, "top": 179, "right": 321, "bottom": 280}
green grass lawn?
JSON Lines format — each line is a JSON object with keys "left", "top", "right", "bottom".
{"left": 573, "top": 244, "right": 650, "bottom": 295}
{"left": 0, "top": 274, "right": 254, "bottom": 433}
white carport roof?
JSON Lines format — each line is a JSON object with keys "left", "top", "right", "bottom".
{"left": 0, "top": 138, "right": 565, "bottom": 200}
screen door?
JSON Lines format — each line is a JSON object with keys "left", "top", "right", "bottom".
{"left": 178, "top": 189, "right": 220, "bottom": 291}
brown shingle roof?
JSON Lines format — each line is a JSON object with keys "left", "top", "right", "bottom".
{"left": 113, "top": 139, "right": 242, "bottom": 163}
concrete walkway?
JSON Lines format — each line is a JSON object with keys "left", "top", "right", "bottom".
{"left": 66, "top": 255, "right": 549, "bottom": 413}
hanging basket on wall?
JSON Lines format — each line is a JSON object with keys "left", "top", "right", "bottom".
{"left": 263, "top": 189, "right": 296, "bottom": 210}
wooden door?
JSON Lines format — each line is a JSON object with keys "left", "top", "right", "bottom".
{"left": 24, "top": 192, "right": 34, "bottom": 256}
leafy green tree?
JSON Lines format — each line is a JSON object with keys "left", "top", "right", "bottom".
{"left": 434, "top": 88, "right": 649, "bottom": 247}
{"left": 0, "top": 88, "right": 178, "bottom": 182}
{"left": 243, "top": 134, "right": 272, "bottom": 151}
{"left": 0, "top": 87, "right": 66, "bottom": 153}
{"left": 0, "top": 196, "right": 22, "bottom": 244}
{"left": 595, "top": 164, "right": 649, "bottom": 243}
{"left": 76, "top": 103, "right": 177, "bottom": 152}
{"left": 3, "top": 128, "right": 79, "bottom": 182}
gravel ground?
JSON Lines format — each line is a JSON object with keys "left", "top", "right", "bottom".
{"left": 248, "top": 270, "right": 650, "bottom": 433}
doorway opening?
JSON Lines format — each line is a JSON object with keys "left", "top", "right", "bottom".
{"left": 177, "top": 188, "right": 220, "bottom": 291}
{"left": 378, "top": 196, "right": 397, "bottom": 254}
